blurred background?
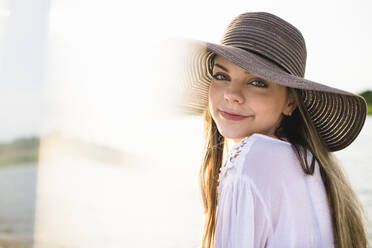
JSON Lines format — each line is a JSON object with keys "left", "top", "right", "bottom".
{"left": 0, "top": 0, "right": 371, "bottom": 247}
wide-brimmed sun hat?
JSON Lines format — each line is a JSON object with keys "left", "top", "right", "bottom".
{"left": 175, "top": 11, "right": 367, "bottom": 152}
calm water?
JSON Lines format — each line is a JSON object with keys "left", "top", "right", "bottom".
{"left": 0, "top": 164, "right": 36, "bottom": 247}
{"left": 0, "top": 117, "right": 371, "bottom": 247}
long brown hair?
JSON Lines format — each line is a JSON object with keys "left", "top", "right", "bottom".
{"left": 199, "top": 86, "right": 369, "bottom": 248}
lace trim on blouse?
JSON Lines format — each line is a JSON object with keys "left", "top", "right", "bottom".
{"left": 217, "top": 135, "right": 252, "bottom": 198}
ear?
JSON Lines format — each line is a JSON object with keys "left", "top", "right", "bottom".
{"left": 284, "top": 92, "right": 297, "bottom": 116}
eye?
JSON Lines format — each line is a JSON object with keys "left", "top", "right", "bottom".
{"left": 212, "top": 73, "right": 229, "bottom": 81}
{"left": 250, "top": 80, "right": 267, "bottom": 88}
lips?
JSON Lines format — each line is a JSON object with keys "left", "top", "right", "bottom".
{"left": 220, "top": 110, "right": 246, "bottom": 116}
{"left": 219, "top": 110, "right": 248, "bottom": 121}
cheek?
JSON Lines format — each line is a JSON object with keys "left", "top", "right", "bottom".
{"left": 250, "top": 95, "right": 283, "bottom": 116}
{"left": 208, "top": 85, "right": 221, "bottom": 107}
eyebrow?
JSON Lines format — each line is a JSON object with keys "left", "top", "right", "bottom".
{"left": 214, "top": 63, "right": 250, "bottom": 74}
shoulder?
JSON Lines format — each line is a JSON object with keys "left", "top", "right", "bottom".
{"left": 243, "top": 133, "right": 295, "bottom": 164}
{"left": 238, "top": 133, "right": 303, "bottom": 185}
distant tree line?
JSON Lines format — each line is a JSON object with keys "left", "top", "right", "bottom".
{"left": 359, "top": 90, "right": 372, "bottom": 115}
{"left": 0, "top": 131, "right": 125, "bottom": 167}
{"left": 0, "top": 136, "right": 39, "bottom": 166}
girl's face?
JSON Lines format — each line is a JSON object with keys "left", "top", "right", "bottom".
{"left": 208, "top": 55, "right": 297, "bottom": 144}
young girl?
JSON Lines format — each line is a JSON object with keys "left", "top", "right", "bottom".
{"left": 177, "top": 12, "right": 369, "bottom": 248}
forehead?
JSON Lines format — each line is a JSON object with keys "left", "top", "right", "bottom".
{"left": 213, "top": 54, "right": 233, "bottom": 64}
{"left": 212, "top": 55, "right": 258, "bottom": 76}
{"left": 213, "top": 55, "right": 239, "bottom": 67}
{"left": 212, "top": 55, "right": 254, "bottom": 75}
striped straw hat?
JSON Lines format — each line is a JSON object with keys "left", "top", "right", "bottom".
{"left": 177, "top": 12, "right": 367, "bottom": 152}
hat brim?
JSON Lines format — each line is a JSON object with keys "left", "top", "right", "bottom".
{"left": 174, "top": 38, "right": 367, "bottom": 152}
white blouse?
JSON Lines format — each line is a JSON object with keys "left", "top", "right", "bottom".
{"left": 214, "top": 133, "right": 334, "bottom": 248}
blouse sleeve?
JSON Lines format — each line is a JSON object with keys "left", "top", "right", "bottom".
{"left": 214, "top": 175, "right": 272, "bottom": 248}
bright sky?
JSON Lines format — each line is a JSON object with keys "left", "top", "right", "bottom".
{"left": 0, "top": 0, "right": 371, "bottom": 149}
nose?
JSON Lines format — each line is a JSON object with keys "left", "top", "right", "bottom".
{"left": 224, "top": 84, "right": 244, "bottom": 104}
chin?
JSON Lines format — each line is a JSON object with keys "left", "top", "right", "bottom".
{"left": 218, "top": 129, "right": 248, "bottom": 140}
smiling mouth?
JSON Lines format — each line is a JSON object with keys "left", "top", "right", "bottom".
{"left": 219, "top": 110, "right": 249, "bottom": 121}
{"left": 221, "top": 110, "right": 246, "bottom": 116}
